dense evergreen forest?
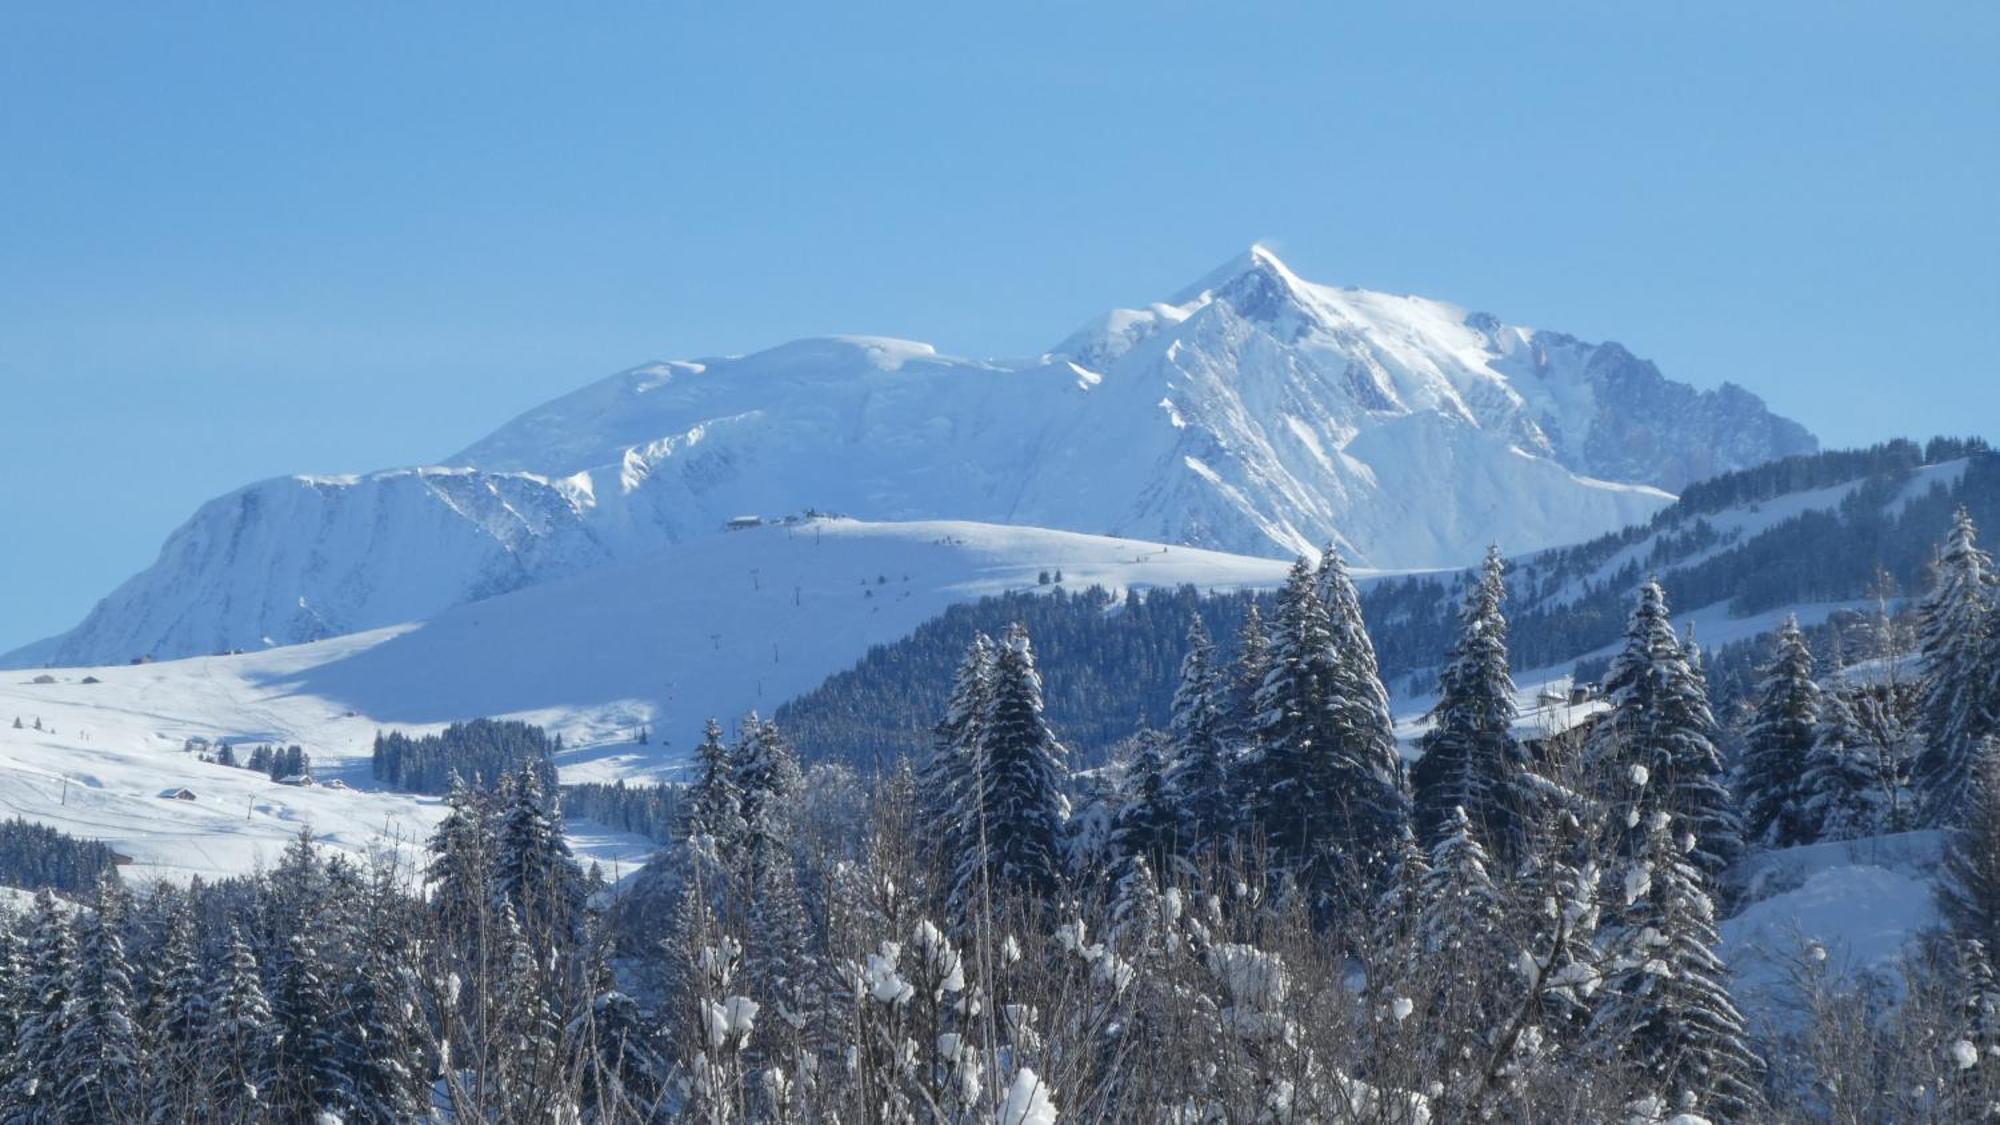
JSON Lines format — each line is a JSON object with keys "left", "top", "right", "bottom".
{"left": 776, "top": 585, "right": 1264, "bottom": 767}
{"left": 0, "top": 818, "right": 119, "bottom": 894}
{"left": 371, "top": 718, "right": 562, "bottom": 795}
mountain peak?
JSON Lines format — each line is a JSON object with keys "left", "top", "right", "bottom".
{"left": 1170, "top": 243, "right": 1309, "bottom": 308}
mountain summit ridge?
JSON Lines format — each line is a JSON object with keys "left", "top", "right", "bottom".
{"left": 22, "top": 248, "right": 1814, "bottom": 666}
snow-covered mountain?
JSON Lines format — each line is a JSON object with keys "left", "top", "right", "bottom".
{"left": 21, "top": 247, "right": 1812, "bottom": 666}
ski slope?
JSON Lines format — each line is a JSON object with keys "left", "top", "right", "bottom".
{"left": 0, "top": 519, "right": 1291, "bottom": 879}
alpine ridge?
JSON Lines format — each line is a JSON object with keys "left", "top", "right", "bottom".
{"left": 20, "top": 247, "right": 1814, "bottom": 666}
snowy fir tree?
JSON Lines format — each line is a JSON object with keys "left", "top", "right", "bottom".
{"left": 1739, "top": 614, "right": 1823, "bottom": 847}
{"left": 340, "top": 909, "right": 428, "bottom": 1125}
{"left": 1226, "top": 603, "right": 1272, "bottom": 746}
{"left": 921, "top": 633, "right": 993, "bottom": 890}
{"left": 1364, "top": 826, "right": 1430, "bottom": 988}
{"left": 1591, "top": 809, "right": 1763, "bottom": 1121}
{"left": 1917, "top": 506, "right": 1998, "bottom": 827}
{"left": 1250, "top": 556, "right": 1409, "bottom": 909}
{"left": 489, "top": 902, "right": 569, "bottom": 1122}
{"left": 1164, "top": 615, "right": 1233, "bottom": 854}
{"left": 1112, "top": 726, "right": 1181, "bottom": 874}
{"left": 1248, "top": 560, "right": 1345, "bottom": 885}
{"left": 952, "top": 623, "right": 1070, "bottom": 904}
{"left": 1416, "top": 810, "right": 1508, "bottom": 1103}
{"left": 11, "top": 889, "right": 77, "bottom": 1119}
{"left": 1315, "top": 545, "right": 1411, "bottom": 871}
{"left": 1941, "top": 740, "right": 2000, "bottom": 951}
{"left": 1801, "top": 687, "right": 1890, "bottom": 841}
{"left": 203, "top": 926, "right": 273, "bottom": 1125}
{"left": 267, "top": 927, "right": 345, "bottom": 1120}
{"left": 732, "top": 714, "right": 805, "bottom": 879}
{"left": 492, "top": 762, "right": 583, "bottom": 949}
{"left": 426, "top": 771, "right": 496, "bottom": 941}
{"left": 736, "top": 735, "right": 820, "bottom": 1057}
{"left": 1592, "top": 580, "right": 1744, "bottom": 889}
{"left": 684, "top": 716, "right": 747, "bottom": 849}
{"left": 56, "top": 876, "right": 142, "bottom": 1123}
{"left": 1412, "top": 546, "right": 1533, "bottom": 861}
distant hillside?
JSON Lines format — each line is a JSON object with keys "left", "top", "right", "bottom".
{"left": 1362, "top": 437, "right": 1994, "bottom": 686}
{"left": 777, "top": 439, "right": 1997, "bottom": 765}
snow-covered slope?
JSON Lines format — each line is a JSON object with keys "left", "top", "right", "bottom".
{"left": 0, "top": 643, "right": 659, "bottom": 884}
{"left": 0, "top": 519, "right": 1292, "bottom": 861}
{"left": 25, "top": 248, "right": 1810, "bottom": 666}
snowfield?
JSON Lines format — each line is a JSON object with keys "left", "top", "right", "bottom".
{"left": 1722, "top": 832, "right": 1944, "bottom": 1009}
{"left": 0, "top": 518, "right": 1291, "bottom": 879}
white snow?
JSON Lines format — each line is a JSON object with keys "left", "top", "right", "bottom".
{"left": 997, "top": 1068, "right": 1058, "bottom": 1125}
{"left": 1721, "top": 832, "right": 1943, "bottom": 1001}
{"left": 16, "top": 246, "right": 1803, "bottom": 668}
{"left": 0, "top": 519, "right": 1289, "bottom": 880}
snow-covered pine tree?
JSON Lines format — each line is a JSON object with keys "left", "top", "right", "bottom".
{"left": 1165, "top": 616, "right": 1233, "bottom": 854}
{"left": 427, "top": 771, "right": 496, "bottom": 942}
{"left": 0, "top": 924, "right": 23, "bottom": 1112}
{"left": 1418, "top": 807, "right": 1504, "bottom": 959}
{"left": 11, "top": 889, "right": 76, "bottom": 1119}
{"left": 1413, "top": 547, "right": 1531, "bottom": 861}
{"left": 1227, "top": 604, "right": 1272, "bottom": 747}
{"left": 684, "top": 717, "right": 747, "bottom": 852}
{"left": 56, "top": 876, "right": 142, "bottom": 1124}
{"left": 1495, "top": 810, "right": 1602, "bottom": 1055}
{"left": 1251, "top": 556, "right": 1410, "bottom": 909}
{"left": 733, "top": 714, "right": 805, "bottom": 878}
{"left": 1940, "top": 739, "right": 2000, "bottom": 950}
{"left": 204, "top": 926, "right": 274, "bottom": 1125}
{"left": 1591, "top": 581, "right": 1744, "bottom": 888}
{"left": 1249, "top": 559, "right": 1343, "bottom": 889}
{"left": 267, "top": 928, "right": 346, "bottom": 1121}
{"left": 1316, "top": 545, "right": 1413, "bottom": 881}
{"left": 1801, "top": 687, "right": 1887, "bottom": 842}
{"left": 1113, "top": 726, "right": 1180, "bottom": 874}
{"left": 1413, "top": 807, "right": 1509, "bottom": 1118}
{"left": 143, "top": 900, "right": 205, "bottom": 1051}
{"left": 1917, "top": 506, "right": 1998, "bottom": 827}
{"left": 725, "top": 713, "right": 824, "bottom": 1051}
{"left": 1739, "top": 615, "right": 1823, "bottom": 847}
{"left": 954, "top": 623, "right": 1070, "bottom": 904}
{"left": 1591, "top": 809, "right": 1763, "bottom": 1122}
{"left": 492, "top": 762, "right": 583, "bottom": 950}
{"left": 1367, "top": 826, "right": 1430, "bottom": 973}
{"left": 922, "top": 634, "right": 994, "bottom": 879}
{"left": 340, "top": 905, "right": 428, "bottom": 1125}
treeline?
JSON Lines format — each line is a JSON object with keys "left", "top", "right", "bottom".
{"left": 776, "top": 445, "right": 2000, "bottom": 767}
{"left": 0, "top": 767, "right": 605, "bottom": 1123}
{"left": 1365, "top": 442, "right": 2000, "bottom": 686}
{"left": 561, "top": 779, "right": 684, "bottom": 842}
{"left": 214, "top": 742, "right": 311, "bottom": 781}
{"left": 0, "top": 818, "right": 119, "bottom": 894}
{"left": 1677, "top": 435, "right": 1986, "bottom": 515}
{"left": 776, "top": 584, "right": 1265, "bottom": 766}
{"left": 370, "top": 717, "right": 560, "bottom": 794}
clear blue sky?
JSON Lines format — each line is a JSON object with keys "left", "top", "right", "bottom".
{"left": 2, "top": 3, "right": 1995, "bottom": 652}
